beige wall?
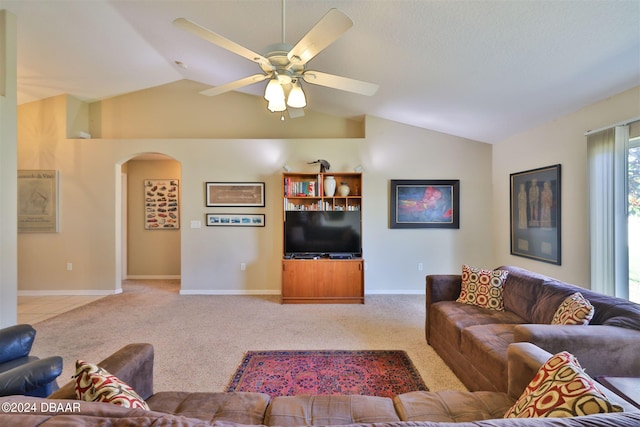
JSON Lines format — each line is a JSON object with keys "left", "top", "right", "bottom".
{"left": 17, "top": 76, "right": 637, "bottom": 297}
{"left": 492, "top": 86, "right": 640, "bottom": 287}
{"left": 89, "top": 80, "right": 364, "bottom": 139}
{"left": 16, "top": 82, "right": 495, "bottom": 295}
{"left": 126, "top": 158, "right": 181, "bottom": 277}
{"left": 0, "top": 10, "right": 18, "bottom": 327}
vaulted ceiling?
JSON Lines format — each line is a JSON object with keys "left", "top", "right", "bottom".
{"left": 2, "top": 0, "right": 639, "bottom": 143}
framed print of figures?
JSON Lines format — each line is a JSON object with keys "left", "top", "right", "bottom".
{"left": 206, "top": 182, "right": 265, "bottom": 207}
{"left": 390, "top": 179, "right": 460, "bottom": 228}
{"left": 510, "top": 164, "right": 561, "bottom": 264}
{"left": 18, "top": 170, "right": 59, "bottom": 233}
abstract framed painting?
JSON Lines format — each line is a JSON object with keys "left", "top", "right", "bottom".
{"left": 390, "top": 179, "right": 460, "bottom": 229}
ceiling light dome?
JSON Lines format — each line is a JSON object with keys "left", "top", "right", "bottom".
{"left": 287, "top": 80, "right": 306, "bottom": 108}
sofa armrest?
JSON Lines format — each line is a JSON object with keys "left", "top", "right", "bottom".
{"left": 0, "top": 356, "right": 62, "bottom": 397}
{"left": 425, "top": 275, "right": 461, "bottom": 342}
{"left": 514, "top": 325, "right": 640, "bottom": 378}
{"left": 426, "top": 275, "right": 462, "bottom": 304}
{"left": 0, "top": 324, "right": 36, "bottom": 364}
{"left": 48, "top": 343, "right": 154, "bottom": 400}
{"left": 506, "top": 343, "right": 552, "bottom": 401}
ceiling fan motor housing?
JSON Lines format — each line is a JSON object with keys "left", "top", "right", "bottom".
{"left": 262, "top": 43, "right": 304, "bottom": 82}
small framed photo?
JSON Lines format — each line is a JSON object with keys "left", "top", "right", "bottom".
{"left": 205, "top": 182, "right": 265, "bottom": 207}
{"left": 390, "top": 179, "right": 460, "bottom": 229}
{"left": 510, "top": 164, "right": 561, "bottom": 265}
{"left": 206, "top": 213, "right": 265, "bottom": 227}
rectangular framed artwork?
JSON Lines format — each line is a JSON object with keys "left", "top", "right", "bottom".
{"left": 390, "top": 179, "right": 460, "bottom": 229}
{"left": 18, "top": 170, "right": 59, "bottom": 233}
{"left": 510, "top": 164, "right": 561, "bottom": 264}
{"left": 206, "top": 182, "right": 265, "bottom": 207}
{"left": 206, "top": 213, "right": 265, "bottom": 227}
{"left": 145, "top": 179, "right": 180, "bottom": 229}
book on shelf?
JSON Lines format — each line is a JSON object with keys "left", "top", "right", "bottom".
{"left": 284, "top": 178, "right": 317, "bottom": 197}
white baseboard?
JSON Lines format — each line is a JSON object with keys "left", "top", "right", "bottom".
{"left": 18, "top": 289, "right": 118, "bottom": 297}
{"left": 178, "top": 290, "right": 424, "bottom": 296}
{"left": 126, "top": 275, "right": 181, "bottom": 280}
{"left": 179, "top": 289, "right": 280, "bottom": 296}
{"left": 365, "top": 290, "right": 426, "bottom": 295}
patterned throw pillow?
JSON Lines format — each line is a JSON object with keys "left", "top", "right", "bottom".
{"left": 74, "top": 360, "right": 149, "bottom": 410}
{"left": 504, "top": 351, "right": 623, "bottom": 418}
{"left": 551, "top": 292, "right": 595, "bottom": 325}
{"left": 456, "top": 264, "right": 508, "bottom": 311}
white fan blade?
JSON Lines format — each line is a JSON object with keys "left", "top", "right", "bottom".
{"left": 302, "top": 71, "right": 379, "bottom": 96}
{"left": 174, "top": 18, "right": 273, "bottom": 70}
{"left": 200, "top": 74, "right": 269, "bottom": 97}
{"left": 287, "top": 9, "right": 353, "bottom": 66}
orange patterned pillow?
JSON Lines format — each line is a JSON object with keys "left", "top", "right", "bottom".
{"left": 504, "top": 351, "right": 622, "bottom": 418}
{"left": 75, "top": 360, "right": 149, "bottom": 410}
{"left": 456, "top": 265, "right": 508, "bottom": 311}
{"left": 551, "top": 292, "right": 594, "bottom": 325}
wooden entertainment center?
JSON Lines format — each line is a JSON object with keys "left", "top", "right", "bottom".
{"left": 281, "top": 172, "right": 364, "bottom": 304}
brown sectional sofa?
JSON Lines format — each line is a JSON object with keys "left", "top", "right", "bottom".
{"left": 1, "top": 341, "right": 639, "bottom": 426}
{"left": 426, "top": 265, "right": 640, "bottom": 392}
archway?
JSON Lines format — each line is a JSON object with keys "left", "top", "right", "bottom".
{"left": 115, "top": 152, "right": 182, "bottom": 292}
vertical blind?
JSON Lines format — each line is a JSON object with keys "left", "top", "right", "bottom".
{"left": 587, "top": 126, "right": 629, "bottom": 297}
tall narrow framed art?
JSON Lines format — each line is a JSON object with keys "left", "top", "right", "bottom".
{"left": 510, "top": 164, "right": 561, "bottom": 264}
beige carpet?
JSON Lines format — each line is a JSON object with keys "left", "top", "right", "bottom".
{"left": 30, "top": 280, "right": 466, "bottom": 394}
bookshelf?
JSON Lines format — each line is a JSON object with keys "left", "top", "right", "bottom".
{"left": 281, "top": 172, "right": 364, "bottom": 304}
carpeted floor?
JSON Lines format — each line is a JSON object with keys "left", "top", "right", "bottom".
{"left": 226, "top": 350, "right": 428, "bottom": 398}
{"left": 29, "top": 280, "right": 466, "bottom": 394}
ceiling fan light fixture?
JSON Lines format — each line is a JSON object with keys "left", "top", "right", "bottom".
{"left": 287, "top": 81, "right": 306, "bottom": 108}
{"left": 268, "top": 97, "right": 287, "bottom": 112}
{"left": 264, "top": 77, "right": 285, "bottom": 101}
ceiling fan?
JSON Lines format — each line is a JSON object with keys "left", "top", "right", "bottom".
{"left": 173, "top": 3, "right": 379, "bottom": 118}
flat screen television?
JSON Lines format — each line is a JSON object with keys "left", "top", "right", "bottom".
{"left": 284, "top": 211, "right": 362, "bottom": 257}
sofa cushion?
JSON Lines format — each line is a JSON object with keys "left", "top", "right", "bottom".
{"left": 457, "top": 265, "right": 509, "bottom": 311}
{"left": 146, "top": 391, "right": 270, "bottom": 424}
{"left": 264, "top": 395, "right": 400, "bottom": 426}
{"left": 551, "top": 292, "right": 595, "bottom": 325}
{"left": 431, "top": 301, "right": 525, "bottom": 349}
{"left": 460, "top": 324, "right": 519, "bottom": 393}
{"left": 394, "top": 390, "right": 514, "bottom": 422}
{"left": 74, "top": 360, "right": 149, "bottom": 410}
{"left": 504, "top": 351, "right": 624, "bottom": 418}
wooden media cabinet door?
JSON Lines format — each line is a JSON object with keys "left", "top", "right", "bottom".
{"left": 281, "top": 259, "right": 364, "bottom": 304}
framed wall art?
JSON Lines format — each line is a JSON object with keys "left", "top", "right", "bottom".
{"left": 206, "top": 213, "right": 265, "bottom": 227}
{"left": 510, "top": 164, "right": 561, "bottom": 264}
{"left": 206, "top": 182, "right": 265, "bottom": 207}
{"left": 390, "top": 179, "right": 460, "bottom": 229}
{"left": 18, "top": 170, "right": 59, "bottom": 233}
{"left": 145, "top": 179, "right": 180, "bottom": 229}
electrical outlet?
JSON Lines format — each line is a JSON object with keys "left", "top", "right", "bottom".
{"left": 240, "top": 263, "right": 246, "bottom": 271}
{"left": 418, "top": 262, "right": 424, "bottom": 271}
{"left": 66, "top": 262, "right": 73, "bottom": 271}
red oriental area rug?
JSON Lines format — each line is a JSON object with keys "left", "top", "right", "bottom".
{"left": 226, "top": 350, "right": 428, "bottom": 398}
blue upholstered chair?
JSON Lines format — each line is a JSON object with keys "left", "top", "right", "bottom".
{"left": 0, "top": 324, "right": 62, "bottom": 397}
